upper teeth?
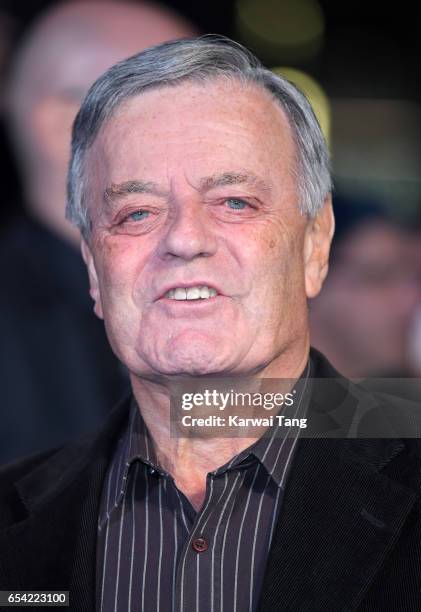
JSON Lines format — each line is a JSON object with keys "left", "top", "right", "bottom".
{"left": 165, "top": 286, "right": 218, "bottom": 300}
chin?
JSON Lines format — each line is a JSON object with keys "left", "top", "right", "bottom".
{"left": 162, "top": 347, "right": 229, "bottom": 376}
{"left": 139, "top": 333, "right": 239, "bottom": 376}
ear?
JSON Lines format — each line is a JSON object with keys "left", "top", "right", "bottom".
{"left": 303, "top": 195, "right": 335, "bottom": 299}
{"left": 81, "top": 239, "right": 104, "bottom": 319}
{"left": 32, "top": 94, "right": 80, "bottom": 164}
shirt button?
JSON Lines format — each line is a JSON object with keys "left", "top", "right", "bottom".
{"left": 192, "top": 537, "right": 208, "bottom": 553}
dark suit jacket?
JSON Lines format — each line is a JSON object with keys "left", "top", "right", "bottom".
{"left": 0, "top": 351, "right": 420, "bottom": 611}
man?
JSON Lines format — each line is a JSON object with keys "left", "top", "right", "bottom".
{"left": 0, "top": 0, "right": 197, "bottom": 461}
{"left": 0, "top": 37, "right": 419, "bottom": 611}
{"left": 310, "top": 195, "right": 420, "bottom": 377}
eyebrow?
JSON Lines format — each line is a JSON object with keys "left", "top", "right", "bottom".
{"left": 199, "top": 172, "right": 273, "bottom": 194}
{"left": 103, "top": 171, "right": 272, "bottom": 206}
{"left": 104, "top": 180, "right": 162, "bottom": 204}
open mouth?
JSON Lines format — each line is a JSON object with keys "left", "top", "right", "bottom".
{"left": 164, "top": 285, "right": 218, "bottom": 301}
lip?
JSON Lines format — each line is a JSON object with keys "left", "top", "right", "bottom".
{"left": 155, "top": 281, "right": 224, "bottom": 301}
{"left": 156, "top": 293, "right": 225, "bottom": 318}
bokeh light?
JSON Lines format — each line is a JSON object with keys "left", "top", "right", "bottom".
{"left": 236, "top": 0, "right": 325, "bottom": 63}
{"left": 273, "top": 66, "right": 331, "bottom": 145}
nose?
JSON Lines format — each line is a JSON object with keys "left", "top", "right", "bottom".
{"left": 157, "top": 195, "right": 217, "bottom": 261}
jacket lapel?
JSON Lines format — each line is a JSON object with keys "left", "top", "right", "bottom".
{"left": 0, "top": 397, "right": 130, "bottom": 611}
{"left": 258, "top": 436, "right": 418, "bottom": 611}
{"left": 258, "top": 353, "right": 420, "bottom": 611}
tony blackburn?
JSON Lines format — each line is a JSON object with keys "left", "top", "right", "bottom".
{"left": 3, "top": 33, "right": 418, "bottom": 612}
{"left": 180, "top": 414, "right": 308, "bottom": 428}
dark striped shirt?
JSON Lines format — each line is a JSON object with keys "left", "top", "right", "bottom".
{"left": 97, "top": 363, "right": 311, "bottom": 612}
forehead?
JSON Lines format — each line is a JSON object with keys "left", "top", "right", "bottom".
{"left": 88, "top": 78, "right": 297, "bottom": 192}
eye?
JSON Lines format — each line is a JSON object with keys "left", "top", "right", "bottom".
{"left": 225, "top": 198, "right": 248, "bottom": 210}
{"left": 127, "top": 210, "right": 150, "bottom": 222}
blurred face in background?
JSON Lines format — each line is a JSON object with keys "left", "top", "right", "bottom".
{"left": 310, "top": 220, "right": 419, "bottom": 376}
{"left": 7, "top": 0, "right": 197, "bottom": 244}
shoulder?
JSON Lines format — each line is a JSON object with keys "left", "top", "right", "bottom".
{"left": 357, "top": 382, "right": 421, "bottom": 439}
{"left": 0, "top": 394, "right": 132, "bottom": 529}
{"left": 0, "top": 447, "right": 63, "bottom": 528}
{"left": 310, "top": 348, "right": 421, "bottom": 442}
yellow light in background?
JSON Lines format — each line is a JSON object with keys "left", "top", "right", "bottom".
{"left": 236, "top": 0, "right": 325, "bottom": 63}
{"left": 273, "top": 67, "right": 331, "bottom": 146}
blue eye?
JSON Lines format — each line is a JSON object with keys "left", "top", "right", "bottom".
{"left": 226, "top": 198, "right": 248, "bottom": 210}
{"left": 128, "top": 210, "right": 150, "bottom": 221}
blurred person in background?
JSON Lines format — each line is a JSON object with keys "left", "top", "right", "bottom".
{"left": 0, "top": 0, "right": 197, "bottom": 463}
{"left": 0, "top": 7, "right": 19, "bottom": 229}
{"left": 408, "top": 221, "right": 421, "bottom": 375}
{"left": 0, "top": 8, "right": 15, "bottom": 109}
{"left": 310, "top": 195, "right": 420, "bottom": 378}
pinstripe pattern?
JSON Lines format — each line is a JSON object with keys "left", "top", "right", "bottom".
{"left": 97, "top": 362, "right": 311, "bottom": 611}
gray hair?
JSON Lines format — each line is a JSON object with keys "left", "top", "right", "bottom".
{"left": 67, "top": 35, "right": 331, "bottom": 239}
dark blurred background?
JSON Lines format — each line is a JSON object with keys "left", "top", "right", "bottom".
{"left": 0, "top": 0, "right": 420, "bottom": 462}
{"left": 1, "top": 0, "right": 421, "bottom": 218}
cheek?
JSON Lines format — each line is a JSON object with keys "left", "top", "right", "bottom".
{"left": 239, "top": 222, "right": 305, "bottom": 306}
{"left": 95, "top": 237, "right": 142, "bottom": 307}
{"left": 265, "top": 226, "right": 305, "bottom": 287}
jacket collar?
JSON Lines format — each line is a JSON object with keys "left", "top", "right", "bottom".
{"left": 257, "top": 350, "right": 420, "bottom": 611}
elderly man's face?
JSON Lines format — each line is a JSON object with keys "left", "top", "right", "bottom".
{"left": 82, "top": 79, "right": 331, "bottom": 377}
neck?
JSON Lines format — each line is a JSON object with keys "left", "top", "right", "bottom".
{"left": 130, "top": 342, "right": 309, "bottom": 510}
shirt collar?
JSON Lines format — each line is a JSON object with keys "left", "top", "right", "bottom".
{"left": 213, "top": 357, "right": 313, "bottom": 487}
{"left": 99, "top": 356, "right": 313, "bottom": 526}
{"left": 98, "top": 399, "right": 163, "bottom": 529}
